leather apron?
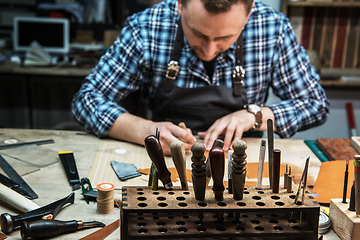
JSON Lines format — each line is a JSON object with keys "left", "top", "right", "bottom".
{"left": 150, "top": 20, "right": 261, "bottom": 137}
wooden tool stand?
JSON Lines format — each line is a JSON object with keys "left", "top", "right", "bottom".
{"left": 120, "top": 186, "right": 320, "bottom": 239}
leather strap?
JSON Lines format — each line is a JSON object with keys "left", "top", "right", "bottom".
{"left": 164, "top": 19, "right": 183, "bottom": 92}
{"left": 79, "top": 219, "right": 120, "bottom": 240}
{"left": 232, "top": 32, "right": 244, "bottom": 96}
{"left": 0, "top": 232, "right": 7, "bottom": 240}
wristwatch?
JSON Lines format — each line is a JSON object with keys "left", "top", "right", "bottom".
{"left": 246, "top": 104, "right": 262, "bottom": 130}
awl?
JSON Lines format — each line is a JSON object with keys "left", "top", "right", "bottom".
{"left": 20, "top": 219, "right": 105, "bottom": 240}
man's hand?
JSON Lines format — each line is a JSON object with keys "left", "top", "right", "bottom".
{"left": 199, "top": 107, "right": 276, "bottom": 151}
{"left": 108, "top": 113, "right": 196, "bottom": 156}
{"left": 152, "top": 122, "right": 197, "bottom": 155}
{"left": 198, "top": 109, "right": 256, "bottom": 151}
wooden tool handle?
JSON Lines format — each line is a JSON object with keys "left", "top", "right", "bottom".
{"left": 0, "top": 183, "right": 39, "bottom": 213}
{"left": 272, "top": 149, "right": 281, "bottom": 193}
{"left": 170, "top": 140, "right": 188, "bottom": 190}
{"left": 20, "top": 219, "right": 78, "bottom": 240}
{"left": 144, "top": 135, "right": 172, "bottom": 187}
{"left": 209, "top": 147, "right": 225, "bottom": 199}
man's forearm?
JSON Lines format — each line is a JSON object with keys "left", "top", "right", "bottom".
{"left": 107, "top": 113, "right": 154, "bottom": 146}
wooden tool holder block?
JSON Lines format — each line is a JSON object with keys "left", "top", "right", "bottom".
{"left": 330, "top": 198, "right": 360, "bottom": 240}
{"left": 121, "top": 186, "right": 320, "bottom": 239}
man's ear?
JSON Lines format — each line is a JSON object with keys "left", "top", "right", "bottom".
{"left": 177, "top": 0, "right": 183, "bottom": 15}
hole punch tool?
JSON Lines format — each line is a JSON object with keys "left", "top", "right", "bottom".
{"left": 81, "top": 177, "right": 97, "bottom": 204}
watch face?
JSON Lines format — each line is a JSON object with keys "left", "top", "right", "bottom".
{"left": 249, "top": 104, "right": 261, "bottom": 113}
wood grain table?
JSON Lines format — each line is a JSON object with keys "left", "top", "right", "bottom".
{"left": 0, "top": 128, "right": 340, "bottom": 239}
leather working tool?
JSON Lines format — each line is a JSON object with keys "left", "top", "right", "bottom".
{"left": 0, "top": 183, "right": 39, "bottom": 213}
{"left": 0, "top": 173, "right": 33, "bottom": 199}
{"left": 79, "top": 219, "right": 120, "bottom": 240}
{"left": 81, "top": 177, "right": 97, "bottom": 204}
{"left": 205, "top": 139, "right": 224, "bottom": 184}
{"left": 170, "top": 140, "right": 188, "bottom": 190}
{"left": 0, "top": 139, "right": 54, "bottom": 150}
{"left": 144, "top": 130, "right": 173, "bottom": 189}
{"left": 58, "top": 151, "right": 81, "bottom": 191}
{"left": 0, "top": 192, "right": 75, "bottom": 234}
{"left": 0, "top": 154, "right": 38, "bottom": 199}
{"left": 294, "top": 157, "right": 310, "bottom": 204}
{"left": 267, "top": 119, "right": 274, "bottom": 190}
{"left": 20, "top": 219, "right": 105, "bottom": 240}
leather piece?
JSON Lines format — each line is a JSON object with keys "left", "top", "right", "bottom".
{"left": 79, "top": 219, "right": 120, "bottom": 240}
{"left": 0, "top": 232, "right": 7, "bottom": 240}
{"left": 110, "top": 161, "right": 141, "bottom": 181}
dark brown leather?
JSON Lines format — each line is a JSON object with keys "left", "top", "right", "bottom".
{"left": 79, "top": 219, "right": 120, "bottom": 240}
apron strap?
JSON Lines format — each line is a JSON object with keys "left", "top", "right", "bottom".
{"left": 164, "top": 19, "right": 183, "bottom": 92}
{"left": 232, "top": 32, "right": 244, "bottom": 96}
{"left": 164, "top": 19, "right": 245, "bottom": 96}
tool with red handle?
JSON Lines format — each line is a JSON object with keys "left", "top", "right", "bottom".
{"left": 346, "top": 102, "right": 357, "bottom": 137}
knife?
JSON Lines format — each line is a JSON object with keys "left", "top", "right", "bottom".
{"left": 20, "top": 219, "right": 105, "bottom": 240}
{"left": 0, "top": 154, "right": 38, "bottom": 199}
{"left": 79, "top": 219, "right": 120, "bottom": 240}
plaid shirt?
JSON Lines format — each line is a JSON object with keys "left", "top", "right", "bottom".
{"left": 72, "top": 0, "right": 329, "bottom": 139}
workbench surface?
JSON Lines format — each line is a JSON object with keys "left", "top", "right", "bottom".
{"left": 0, "top": 129, "right": 340, "bottom": 239}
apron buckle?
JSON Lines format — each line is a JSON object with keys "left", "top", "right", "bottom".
{"left": 232, "top": 65, "right": 245, "bottom": 79}
{"left": 166, "top": 60, "right": 180, "bottom": 80}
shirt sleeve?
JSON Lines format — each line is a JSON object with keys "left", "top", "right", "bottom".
{"left": 71, "top": 18, "right": 147, "bottom": 138}
{"left": 268, "top": 19, "right": 329, "bottom": 138}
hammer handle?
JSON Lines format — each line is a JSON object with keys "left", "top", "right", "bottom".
{"left": 0, "top": 183, "right": 39, "bottom": 213}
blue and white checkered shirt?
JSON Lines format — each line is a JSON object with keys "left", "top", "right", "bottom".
{"left": 72, "top": 0, "right": 329, "bottom": 139}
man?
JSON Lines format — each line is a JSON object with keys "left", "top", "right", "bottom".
{"left": 71, "top": 0, "right": 329, "bottom": 155}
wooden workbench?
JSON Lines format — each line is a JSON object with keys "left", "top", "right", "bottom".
{"left": 0, "top": 128, "right": 340, "bottom": 239}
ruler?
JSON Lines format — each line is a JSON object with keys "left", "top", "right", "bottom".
{"left": 0, "top": 154, "right": 38, "bottom": 199}
{"left": 0, "top": 139, "right": 54, "bottom": 150}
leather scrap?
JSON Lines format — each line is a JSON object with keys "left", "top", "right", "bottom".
{"left": 79, "top": 219, "right": 119, "bottom": 240}
{"left": 110, "top": 161, "right": 141, "bottom": 181}
{"left": 0, "top": 232, "right": 7, "bottom": 240}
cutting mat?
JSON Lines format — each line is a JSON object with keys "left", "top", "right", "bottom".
{"left": 88, "top": 138, "right": 319, "bottom": 190}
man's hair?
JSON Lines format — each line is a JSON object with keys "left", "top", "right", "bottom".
{"left": 182, "top": 0, "right": 253, "bottom": 14}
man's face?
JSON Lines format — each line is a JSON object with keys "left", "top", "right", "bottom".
{"left": 178, "top": 0, "right": 253, "bottom": 62}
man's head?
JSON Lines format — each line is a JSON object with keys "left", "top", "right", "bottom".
{"left": 178, "top": 0, "right": 254, "bottom": 62}
{"left": 182, "top": 0, "right": 253, "bottom": 14}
